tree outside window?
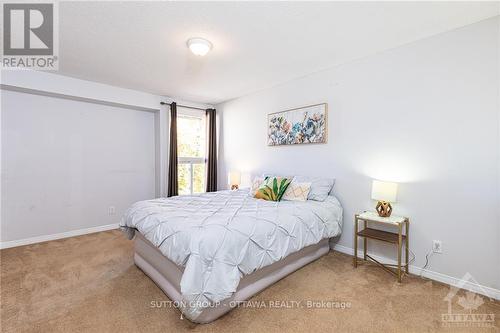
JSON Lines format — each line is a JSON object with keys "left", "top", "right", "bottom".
{"left": 177, "top": 110, "right": 206, "bottom": 195}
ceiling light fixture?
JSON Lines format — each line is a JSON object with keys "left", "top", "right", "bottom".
{"left": 187, "top": 37, "right": 212, "bottom": 56}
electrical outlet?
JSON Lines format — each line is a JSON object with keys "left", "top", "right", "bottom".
{"left": 432, "top": 240, "right": 442, "bottom": 253}
{"left": 108, "top": 206, "right": 116, "bottom": 215}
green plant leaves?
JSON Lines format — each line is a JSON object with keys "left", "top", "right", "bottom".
{"left": 254, "top": 177, "right": 292, "bottom": 201}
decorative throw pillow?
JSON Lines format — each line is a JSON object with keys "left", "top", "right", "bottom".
{"left": 254, "top": 176, "right": 292, "bottom": 201}
{"left": 293, "top": 176, "right": 335, "bottom": 201}
{"left": 250, "top": 176, "right": 265, "bottom": 196}
{"left": 282, "top": 181, "right": 312, "bottom": 201}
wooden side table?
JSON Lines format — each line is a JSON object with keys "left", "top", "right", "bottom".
{"left": 353, "top": 211, "right": 410, "bottom": 283}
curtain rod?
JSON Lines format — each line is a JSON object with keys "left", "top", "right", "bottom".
{"left": 160, "top": 101, "right": 208, "bottom": 111}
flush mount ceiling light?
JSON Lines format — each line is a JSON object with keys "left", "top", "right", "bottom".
{"left": 187, "top": 37, "right": 212, "bottom": 56}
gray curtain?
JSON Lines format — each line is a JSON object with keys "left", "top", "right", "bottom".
{"left": 167, "top": 102, "right": 178, "bottom": 197}
{"left": 206, "top": 108, "right": 217, "bottom": 192}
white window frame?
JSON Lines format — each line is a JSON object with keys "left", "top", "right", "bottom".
{"left": 178, "top": 157, "right": 206, "bottom": 195}
{"left": 177, "top": 108, "right": 207, "bottom": 195}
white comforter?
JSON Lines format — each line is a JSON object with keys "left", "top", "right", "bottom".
{"left": 120, "top": 190, "right": 343, "bottom": 320}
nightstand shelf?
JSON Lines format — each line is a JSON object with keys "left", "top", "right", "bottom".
{"left": 357, "top": 228, "right": 406, "bottom": 244}
{"left": 354, "top": 212, "right": 410, "bottom": 283}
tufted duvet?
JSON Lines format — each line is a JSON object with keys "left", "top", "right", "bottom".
{"left": 120, "top": 189, "right": 343, "bottom": 320}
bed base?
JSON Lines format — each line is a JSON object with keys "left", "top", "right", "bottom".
{"left": 134, "top": 233, "right": 329, "bottom": 323}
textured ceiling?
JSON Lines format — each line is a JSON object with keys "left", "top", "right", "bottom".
{"left": 57, "top": 1, "right": 499, "bottom": 104}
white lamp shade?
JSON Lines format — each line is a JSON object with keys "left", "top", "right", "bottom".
{"left": 228, "top": 171, "right": 241, "bottom": 186}
{"left": 371, "top": 180, "right": 398, "bottom": 203}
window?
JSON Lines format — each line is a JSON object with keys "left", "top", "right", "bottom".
{"left": 177, "top": 108, "right": 206, "bottom": 195}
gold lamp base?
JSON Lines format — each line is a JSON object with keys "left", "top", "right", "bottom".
{"left": 376, "top": 201, "right": 392, "bottom": 217}
{"left": 231, "top": 185, "right": 239, "bottom": 190}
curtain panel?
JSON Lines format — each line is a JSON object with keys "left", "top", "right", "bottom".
{"left": 167, "top": 102, "right": 178, "bottom": 197}
{"left": 206, "top": 108, "right": 217, "bottom": 192}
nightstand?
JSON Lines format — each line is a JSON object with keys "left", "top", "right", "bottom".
{"left": 353, "top": 211, "right": 410, "bottom": 282}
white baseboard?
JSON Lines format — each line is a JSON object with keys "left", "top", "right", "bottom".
{"left": 333, "top": 243, "right": 500, "bottom": 301}
{"left": 0, "top": 224, "right": 119, "bottom": 249}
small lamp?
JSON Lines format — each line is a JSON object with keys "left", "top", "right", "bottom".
{"left": 371, "top": 180, "right": 398, "bottom": 217}
{"left": 228, "top": 171, "right": 241, "bottom": 190}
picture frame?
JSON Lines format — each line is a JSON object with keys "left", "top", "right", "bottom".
{"left": 267, "top": 103, "right": 328, "bottom": 146}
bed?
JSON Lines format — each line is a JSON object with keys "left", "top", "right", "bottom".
{"left": 120, "top": 189, "right": 343, "bottom": 323}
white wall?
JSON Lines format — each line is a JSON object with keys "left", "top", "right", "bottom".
{"left": 1, "top": 90, "right": 156, "bottom": 242}
{"left": 1, "top": 70, "right": 164, "bottom": 111}
{"left": 0, "top": 71, "right": 213, "bottom": 247}
{"left": 217, "top": 17, "right": 500, "bottom": 291}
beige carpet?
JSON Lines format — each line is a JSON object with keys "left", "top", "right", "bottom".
{"left": 1, "top": 230, "right": 498, "bottom": 333}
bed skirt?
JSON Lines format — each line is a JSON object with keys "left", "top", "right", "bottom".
{"left": 134, "top": 233, "right": 330, "bottom": 323}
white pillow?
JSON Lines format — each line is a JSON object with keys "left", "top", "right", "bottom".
{"left": 282, "top": 181, "right": 311, "bottom": 202}
{"left": 293, "top": 176, "right": 335, "bottom": 201}
{"left": 249, "top": 176, "right": 265, "bottom": 196}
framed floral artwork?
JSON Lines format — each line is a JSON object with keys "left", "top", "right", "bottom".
{"left": 267, "top": 103, "right": 327, "bottom": 146}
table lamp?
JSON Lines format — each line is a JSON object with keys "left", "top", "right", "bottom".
{"left": 371, "top": 180, "right": 398, "bottom": 217}
{"left": 229, "top": 171, "right": 241, "bottom": 190}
